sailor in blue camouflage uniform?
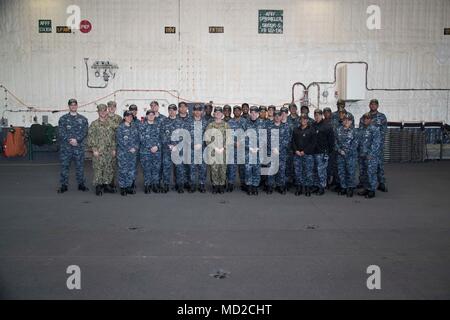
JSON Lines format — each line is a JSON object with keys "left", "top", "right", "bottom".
{"left": 223, "top": 105, "right": 232, "bottom": 122}
{"left": 359, "top": 99, "right": 388, "bottom": 192}
{"left": 258, "top": 106, "right": 271, "bottom": 191}
{"left": 139, "top": 110, "right": 161, "bottom": 194}
{"left": 150, "top": 100, "right": 167, "bottom": 124}
{"left": 335, "top": 113, "right": 358, "bottom": 197}
{"left": 288, "top": 103, "right": 300, "bottom": 129}
{"left": 203, "top": 103, "right": 214, "bottom": 123}
{"left": 160, "top": 104, "right": 179, "bottom": 193}
{"left": 245, "top": 106, "right": 265, "bottom": 195}
{"left": 117, "top": 110, "right": 139, "bottom": 196}
{"left": 175, "top": 101, "right": 191, "bottom": 193}
{"left": 57, "top": 98, "right": 89, "bottom": 193}
{"left": 332, "top": 99, "right": 354, "bottom": 126}
{"left": 129, "top": 104, "right": 141, "bottom": 126}
{"left": 226, "top": 105, "right": 248, "bottom": 192}
{"left": 189, "top": 104, "right": 208, "bottom": 193}
{"left": 267, "top": 110, "right": 290, "bottom": 194}
{"left": 280, "top": 106, "right": 293, "bottom": 188}
{"left": 311, "top": 108, "right": 334, "bottom": 195}
{"left": 357, "top": 112, "right": 382, "bottom": 199}
{"left": 292, "top": 114, "right": 315, "bottom": 196}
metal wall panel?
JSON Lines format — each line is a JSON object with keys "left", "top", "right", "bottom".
{"left": 0, "top": 0, "right": 449, "bottom": 126}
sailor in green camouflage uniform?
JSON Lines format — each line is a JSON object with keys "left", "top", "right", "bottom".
{"left": 88, "top": 104, "right": 117, "bottom": 195}
{"left": 205, "top": 106, "right": 231, "bottom": 194}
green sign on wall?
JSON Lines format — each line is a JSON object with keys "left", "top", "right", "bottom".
{"left": 258, "top": 10, "right": 283, "bottom": 34}
{"left": 39, "top": 20, "right": 52, "bottom": 33}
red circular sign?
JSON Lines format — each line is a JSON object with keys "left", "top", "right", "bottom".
{"left": 79, "top": 20, "right": 92, "bottom": 33}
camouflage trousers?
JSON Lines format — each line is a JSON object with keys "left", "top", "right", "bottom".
{"left": 117, "top": 151, "right": 137, "bottom": 188}
{"left": 293, "top": 154, "right": 314, "bottom": 187}
{"left": 313, "top": 154, "right": 329, "bottom": 188}
{"left": 59, "top": 146, "right": 85, "bottom": 186}
{"left": 286, "top": 152, "right": 294, "bottom": 183}
{"left": 210, "top": 164, "right": 227, "bottom": 186}
{"left": 190, "top": 163, "right": 207, "bottom": 185}
{"left": 92, "top": 152, "right": 115, "bottom": 185}
{"left": 140, "top": 152, "right": 161, "bottom": 186}
{"left": 268, "top": 153, "right": 287, "bottom": 187}
{"left": 359, "top": 156, "right": 378, "bottom": 191}
{"left": 245, "top": 163, "right": 261, "bottom": 187}
{"left": 162, "top": 148, "right": 175, "bottom": 186}
{"left": 377, "top": 149, "right": 385, "bottom": 184}
{"left": 227, "top": 164, "right": 246, "bottom": 185}
{"left": 337, "top": 154, "right": 356, "bottom": 189}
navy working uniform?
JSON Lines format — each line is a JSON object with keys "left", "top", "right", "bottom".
{"left": 227, "top": 112, "right": 248, "bottom": 189}
{"left": 245, "top": 107, "right": 265, "bottom": 194}
{"left": 358, "top": 113, "right": 382, "bottom": 197}
{"left": 58, "top": 103, "right": 89, "bottom": 189}
{"left": 267, "top": 112, "right": 291, "bottom": 193}
{"left": 176, "top": 113, "right": 191, "bottom": 190}
{"left": 139, "top": 113, "right": 162, "bottom": 192}
{"left": 359, "top": 107, "right": 387, "bottom": 189}
{"left": 117, "top": 115, "right": 140, "bottom": 191}
{"left": 335, "top": 115, "right": 359, "bottom": 196}
{"left": 189, "top": 107, "right": 208, "bottom": 192}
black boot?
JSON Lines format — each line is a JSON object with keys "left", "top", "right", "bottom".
{"left": 358, "top": 189, "right": 369, "bottom": 196}
{"left": 295, "top": 185, "right": 303, "bottom": 196}
{"left": 144, "top": 185, "right": 149, "bottom": 194}
{"left": 126, "top": 187, "right": 135, "bottom": 194}
{"left": 120, "top": 188, "right": 127, "bottom": 196}
{"left": 95, "top": 185, "right": 103, "bottom": 196}
{"left": 253, "top": 186, "right": 259, "bottom": 195}
{"left": 177, "top": 184, "right": 184, "bottom": 193}
{"left": 317, "top": 187, "right": 325, "bottom": 196}
{"left": 227, "top": 183, "right": 234, "bottom": 192}
{"left": 346, "top": 188, "right": 354, "bottom": 197}
{"left": 78, "top": 184, "right": 89, "bottom": 192}
{"left": 199, "top": 184, "right": 206, "bottom": 193}
{"left": 266, "top": 186, "right": 273, "bottom": 194}
{"left": 103, "top": 184, "right": 116, "bottom": 193}
{"left": 212, "top": 186, "right": 217, "bottom": 194}
{"left": 280, "top": 185, "right": 287, "bottom": 195}
{"left": 311, "top": 186, "right": 319, "bottom": 194}
{"left": 152, "top": 184, "right": 160, "bottom": 193}
{"left": 241, "top": 184, "right": 248, "bottom": 192}
{"left": 305, "top": 186, "right": 311, "bottom": 197}
{"left": 162, "top": 184, "right": 169, "bottom": 193}
{"left": 339, "top": 188, "right": 347, "bottom": 196}
{"left": 247, "top": 185, "right": 252, "bottom": 195}
{"left": 57, "top": 185, "right": 68, "bottom": 193}
{"left": 366, "top": 190, "right": 375, "bottom": 199}
{"left": 377, "top": 183, "right": 388, "bottom": 192}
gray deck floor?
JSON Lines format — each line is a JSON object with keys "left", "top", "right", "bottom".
{"left": 0, "top": 160, "right": 449, "bottom": 299}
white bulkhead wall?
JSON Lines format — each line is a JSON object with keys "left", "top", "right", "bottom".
{"left": 0, "top": 0, "right": 449, "bottom": 126}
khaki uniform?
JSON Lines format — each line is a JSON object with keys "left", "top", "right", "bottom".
{"left": 88, "top": 118, "right": 117, "bottom": 185}
{"left": 206, "top": 121, "right": 230, "bottom": 186}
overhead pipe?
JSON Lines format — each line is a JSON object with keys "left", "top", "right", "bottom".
{"left": 306, "top": 82, "right": 321, "bottom": 108}
{"left": 291, "top": 82, "right": 307, "bottom": 104}
{"left": 313, "top": 61, "right": 450, "bottom": 91}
